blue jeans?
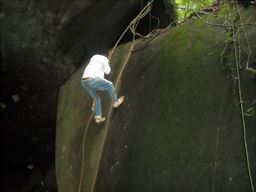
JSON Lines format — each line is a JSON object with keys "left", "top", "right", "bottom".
{"left": 81, "top": 77, "right": 118, "bottom": 117}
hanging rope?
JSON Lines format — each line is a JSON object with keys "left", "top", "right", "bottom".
{"left": 91, "top": 2, "right": 157, "bottom": 192}
{"left": 78, "top": 112, "right": 94, "bottom": 192}
{"left": 78, "top": 2, "right": 155, "bottom": 192}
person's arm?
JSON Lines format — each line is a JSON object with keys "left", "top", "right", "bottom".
{"left": 103, "top": 58, "right": 111, "bottom": 75}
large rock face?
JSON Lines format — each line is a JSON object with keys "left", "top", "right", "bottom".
{"left": 56, "top": 4, "right": 256, "bottom": 192}
{"left": 1, "top": 0, "right": 174, "bottom": 191}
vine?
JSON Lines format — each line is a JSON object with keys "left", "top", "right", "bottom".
{"left": 233, "top": 1, "right": 255, "bottom": 192}
{"left": 196, "top": 1, "right": 255, "bottom": 192}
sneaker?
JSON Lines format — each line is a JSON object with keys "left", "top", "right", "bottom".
{"left": 113, "top": 96, "right": 125, "bottom": 108}
{"left": 94, "top": 116, "right": 106, "bottom": 124}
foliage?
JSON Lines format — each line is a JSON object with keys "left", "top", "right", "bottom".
{"left": 174, "top": 0, "right": 214, "bottom": 20}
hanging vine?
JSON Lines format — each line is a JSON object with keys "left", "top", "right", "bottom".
{"left": 194, "top": 1, "right": 255, "bottom": 192}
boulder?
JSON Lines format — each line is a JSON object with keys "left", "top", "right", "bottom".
{"left": 56, "top": 4, "right": 256, "bottom": 192}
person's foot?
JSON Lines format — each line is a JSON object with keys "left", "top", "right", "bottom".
{"left": 113, "top": 96, "right": 125, "bottom": 108}
{"left": 94, "top": 116, "right": 106, "bottom": 124}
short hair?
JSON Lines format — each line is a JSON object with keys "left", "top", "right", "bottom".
{"left": 97, "top": 49, "right": 109, "bottom": 56}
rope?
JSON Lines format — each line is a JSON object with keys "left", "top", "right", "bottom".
{"left": 90, "top": 42, "right": 135, "bottom": 192}
{"left": 90, "top": 1, "right": 157, "bottom": 191}
{"left": 78, "top": 112, "right": 94, "bottom": 192}
{"left": 78, "top": 1, "right": 155, "bottom": 192}
{"left": 90, "top": 1, "right": 156, "bottom": 191}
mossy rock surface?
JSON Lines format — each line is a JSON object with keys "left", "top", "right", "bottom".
{"left": 56, "top": 5, "right": 256, "bottom": 192}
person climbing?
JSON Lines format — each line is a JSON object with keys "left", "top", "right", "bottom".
{"left": 81, "top": 51, "right": 124, "bottom": 124}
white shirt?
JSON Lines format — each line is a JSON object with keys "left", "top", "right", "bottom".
{"left": 82, "top": 54, "right": 111, "bottom": 79}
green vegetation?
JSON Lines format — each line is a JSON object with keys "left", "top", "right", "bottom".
{"left": 175, "top": 0, "right": 214, "bottom": 20}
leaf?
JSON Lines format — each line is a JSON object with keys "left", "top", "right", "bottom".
{"left": 244, "top": 107, "right": 254, "bottom": 116}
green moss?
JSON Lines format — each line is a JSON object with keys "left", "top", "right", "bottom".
{"left": 115, "top": 23, "right": 230, "bottom": 191}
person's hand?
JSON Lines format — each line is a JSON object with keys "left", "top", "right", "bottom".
{"left": 108, "top": 50, "right": 114, "bottom": 61}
